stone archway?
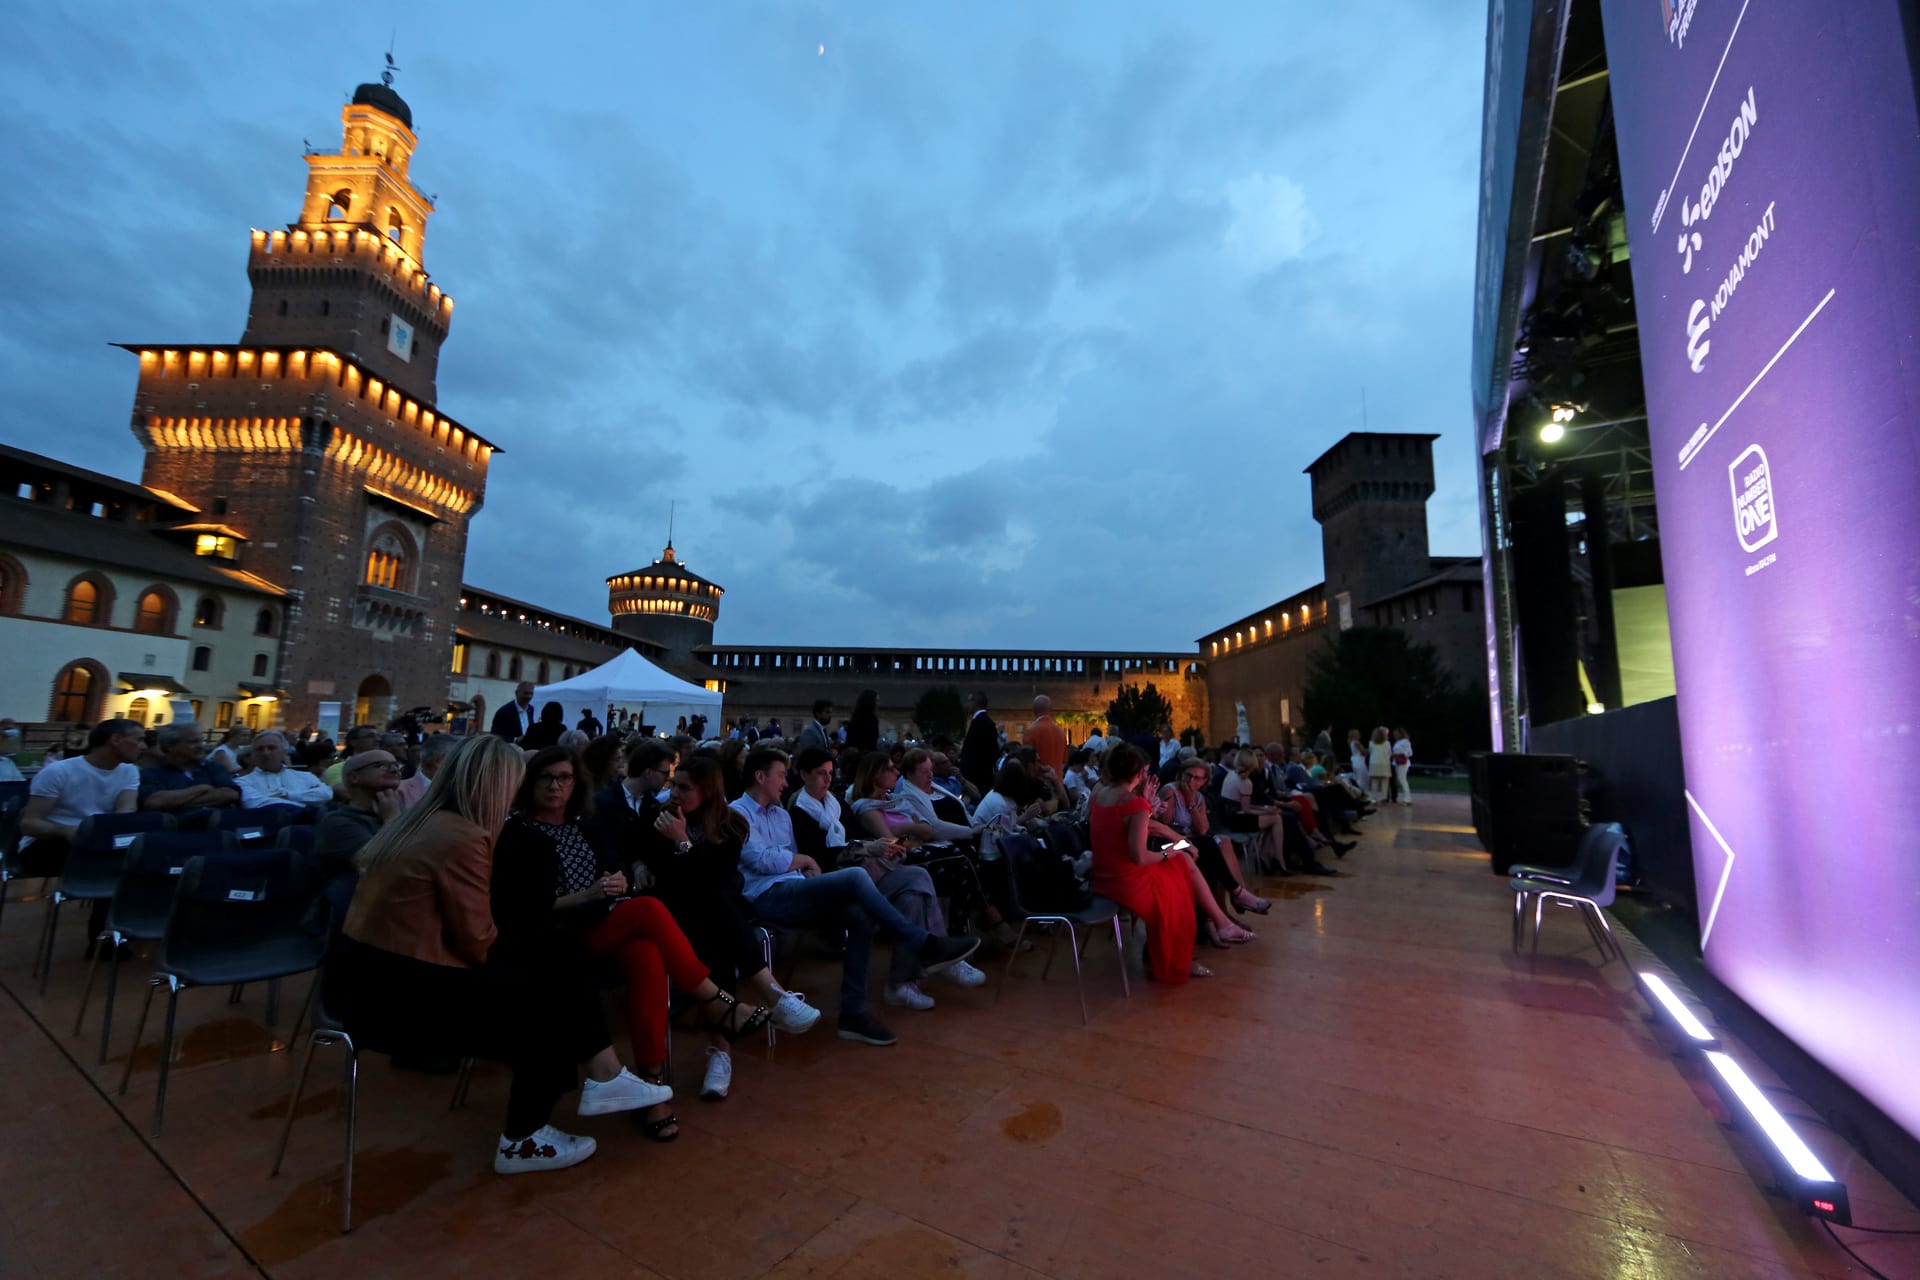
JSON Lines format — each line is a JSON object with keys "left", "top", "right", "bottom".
{"left": 354, "top": 673, "right": 393, "bottom": 729}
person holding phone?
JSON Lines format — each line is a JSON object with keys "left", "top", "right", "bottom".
{"left": 1158, "top": 759, "right": 1270, "bottom": 928}
{"left": 1090, "top": 745, "right": 1251, "bottom": 984}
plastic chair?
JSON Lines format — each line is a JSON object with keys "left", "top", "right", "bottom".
{"left": 75, "top": 832, "right": 238, "bottom": 1063}
{"left": 1509, "top": 822, "right": 1627, "bottom": 963}
{"left": 275, "top": 825, "right": 318, "bottom": 855}
{"left": 994, "top": 833, "right": 1129, "bottom": 1025}
{"left": 213, "top": 805, "right": 319, "bottom": 836}
{"left": 118, "top": 850, "right": 328, "bottom": 1136}
{"left": 33, "top": 812, "right": 177, "bottom": 993}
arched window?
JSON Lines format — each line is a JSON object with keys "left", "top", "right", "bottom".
{"left": 63, "top": 575, "right": 112, "bottom": 626}
{"left": 0, "top": 553, "right": 26, "bottom": 614}
{"left": 484, "top": 651, "right": 500, "bottom": 679}
{"left": 387, "top": 208, "right": 406, "bottom": 248}
{"left": 128, "top": 696, "right": 152, "bottom": 726}
{"left": 49, "top": 660, "right": 106, "bottom": 723}
{"left": 194, "top": 596, "right": 222, "bottom": 628}
{"left": 363, "top": 525, "right": 414, "bottom": 592}
{"left": 252, "top": 653, "right": 269, "bottom": 678}
{"left": 508, "top": 655, "right": 523, "bottom": 681}
{"left": 326, "top": 189, "right": 352, "bottom": 220}
{"left": 192, "top": 646, "right": 212, "bottom": 672}
{"left": 254, "top": 608, "right": 276, "bottom": 636}
{"left": 214, "top": 701, "right": 235, "bottom": 729}
{"left": 537, "top": 661, "right": 550, "bottom": 684}
{"left": 134, "top": 587, "right": 176, "bottom": 635}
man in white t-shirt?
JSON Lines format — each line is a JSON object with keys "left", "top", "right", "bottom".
{"left": 236, "top": 731, "right": 334, "bottom": 809}
{"left": 19, "top": 718, "right": 145, "bottom": 853}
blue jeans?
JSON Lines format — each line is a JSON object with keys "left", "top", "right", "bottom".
{"left": 751, "top": 868, "right": 931, "bottom": 1015}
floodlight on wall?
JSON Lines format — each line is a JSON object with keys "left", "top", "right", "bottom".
{"left": 1702, "top": 1050, "right": 1851, "bottom": 1224}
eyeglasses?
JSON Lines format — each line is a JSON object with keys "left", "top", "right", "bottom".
{"left": 354, "top": 761, "right": 402, "bottom": 775}
{"left": 537, "top": 773, "right": 575, "bottom": 786}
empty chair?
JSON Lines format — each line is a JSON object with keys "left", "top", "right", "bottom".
{"left": 275, "top": 825, "right": 319, "bottom": 855}
{"left": 118, "top": 849, "right": 328, "bottom": 1136}
{"left": 32, "top": 811, "right": 177, "bottom": 992}
{"left": 1510, "top": 822, "right": 1628, "bottom": 963}
{"left": 994, "top": 832, "right": 1129, "bottom": 1025}
{"left": 76, "top": 832, "right": 224, "bottom": 1063}
{"left": 214, "top": 804, "right": 318, "bottom": 836}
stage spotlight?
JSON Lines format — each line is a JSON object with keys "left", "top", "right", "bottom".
{"left": 1703, "top": 1050, "right": 1852, "bottom": 1223}
{"left": 1539, "top": 421, "right": 1566, "bottom": 444}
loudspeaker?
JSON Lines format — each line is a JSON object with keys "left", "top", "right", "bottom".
{"left": 1470, "top": 752, "right": 1587, "bottom": 874}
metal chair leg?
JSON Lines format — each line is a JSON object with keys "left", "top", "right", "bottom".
{"left": 449, "top": 1058, "right": 474, "bottom": 1110}
{"left": 286, "top": 973, "right": 320, "bottom": 1051}
{"left": 996, "top": 920, "right": 1032, "bottom": 1001}
{"left": 228, "top": 983, "right": 244, "bottom": 1005}
{"left": 98, "top": 936, "right": 128, "bottom": 1066}
{"left": 341, "top": 1046, "right": 359, "bottom": 1234}
{"left": 34, "top": 894, "right": 64, "bottom": 992}
{"left": 118, "top": 978, "right": 160, "bottom": 1096}
{"left": 73, "top": 934, "right": 106, "bottom": 1034}
{"left": 1039, "top": 924, "right": 1060, "bottom": 981}
{"left": 271, "top": 1034, "right": 322, "bottom": 1176}
{"left": 1591, "top": 904, "right": 1623, "bottom": 963}
{"left": 1531, "top": 895, "right": 1545, "bottom": 953}
{"left": 1110, "top": 916, "right": 1131, "bottom": 999}
{"left": 152, "top": 981, "right": 182, "bottom": 1137}
{"left": 1065, "top": 923, "right": 1087, "bottom": 1026}
{"left": 264, "top": 977, "right": 282, "bottom": 1028}
{"left": 1511, "top": 891, "right": 1525, "bottom": 953}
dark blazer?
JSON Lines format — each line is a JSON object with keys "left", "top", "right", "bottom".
{"left": 489, "top": 701, "right": 533, "bottom": 742}
{"left": 959, "top": 711, "right": 999, "bottom": 795}
{"left": 583, "top": 781, "right": 653, "bottom": 873}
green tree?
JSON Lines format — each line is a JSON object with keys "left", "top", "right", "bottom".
{"left": 1302, "top": 627, "right": 1489, "bottom": 765}
{"left": 1106, "top": 683, "right": 1173, "bottom": 738}
{"left": 912, "top": 686, "right": 965, "bottom": 738}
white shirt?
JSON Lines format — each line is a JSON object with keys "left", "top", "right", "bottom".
{"left": 0, "top": 757, "right": 23, "bottom": 783}
{"left": 1392, "top": 737, "right": 1413, "bottom": 765}
{"left": 1063, "top": 767, "right": 1095, "bottom": 798}
{"left": 1158, "top": 739, "right": 1181, "bottom": 767}
{"left": 237, "top": 766, "right": 334, "bottom": 809}
{"left": 970, "top": 790, "right": 1022, "bottom": 862}
{"left": 25, "top": 756, "right": 140, "bottom": 848}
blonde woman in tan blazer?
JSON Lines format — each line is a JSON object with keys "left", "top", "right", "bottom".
{"left": 330, "top": 734, "right": 670, "bottom": 1175}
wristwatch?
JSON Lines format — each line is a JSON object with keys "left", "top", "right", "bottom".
{"left": 675, "top": 839, "right": 693, "bottom": 854}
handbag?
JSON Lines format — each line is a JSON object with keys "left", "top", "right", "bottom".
{"left": 837, "top": 843, "right": 896, "bottom": 887}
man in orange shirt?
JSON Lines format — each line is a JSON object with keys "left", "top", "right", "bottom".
{"left": 1025, "top": 695, "right": 1068, "bottom": 778}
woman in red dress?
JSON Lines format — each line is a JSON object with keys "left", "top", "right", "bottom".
{"left": 1090, "top": 745, "right": 1252, "bottom": 982}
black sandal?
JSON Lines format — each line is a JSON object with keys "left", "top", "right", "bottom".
{"left": 698, "top": 989, "right": 772, "bottom": 1044}
{"left": 634, "top": 1070, "right": 678, "bottom": 1142}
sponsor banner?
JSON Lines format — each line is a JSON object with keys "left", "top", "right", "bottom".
{"left": 1601, "top": 0, "right": 1920, "bottom": 1142}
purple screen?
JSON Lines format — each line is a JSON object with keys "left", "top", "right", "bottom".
{"left": 1600, "top": 0, "right": 1920, "bottom": 1143}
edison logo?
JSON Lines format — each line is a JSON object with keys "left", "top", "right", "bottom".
{"left": 1728, "top": 443, "right": 1778, "bottom": 553}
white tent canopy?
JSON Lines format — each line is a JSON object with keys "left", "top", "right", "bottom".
{"left": 532, "top": 647, "right": 721, "bottom": 735}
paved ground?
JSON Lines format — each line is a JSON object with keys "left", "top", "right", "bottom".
{"left": 3, "top": 794, "right": 1915, "bottom": 1278}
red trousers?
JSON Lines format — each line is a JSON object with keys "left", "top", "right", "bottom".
{"left": 584, "top": 896, "right": 710, "bottom": 1065}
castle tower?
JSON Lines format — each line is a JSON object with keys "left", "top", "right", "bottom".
{"left": 1305, "top": 432, "right": 1437, "bottom": 620}
{"left": 240, "top": 82, "right": 451, "bottom": 401}
{"left": 607, "top": 543, "right": 723, "bottom": 674}
{"left": 126, "top": 78, "right": 494, "bottom": 731}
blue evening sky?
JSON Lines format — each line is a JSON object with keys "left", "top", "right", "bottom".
{"left": 0, "top": 1, "right": 1486, "bottom": 651}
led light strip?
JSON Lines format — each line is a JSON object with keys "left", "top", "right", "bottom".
{"left": 1636, "top": 971, "right": 1718, "bottom": 1045}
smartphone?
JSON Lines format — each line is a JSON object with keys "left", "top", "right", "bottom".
{"left": 1165, "top": 839, "right": 1193, "bottom": 853}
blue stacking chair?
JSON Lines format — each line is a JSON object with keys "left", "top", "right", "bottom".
{"left": 33, "top": 811, "right": 176, "bottom": 993}
{"left": 994, "top": 832, "right": 1129, "bottom": 1026}
{"left": 1509, "top": 822, "right": 1628, "bottom": 963}
{"left": 117, "top": 850, "right": 328, "bottom": 1136}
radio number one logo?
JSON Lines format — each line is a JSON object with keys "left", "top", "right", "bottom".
{"left": 1728, "top": 443, "right": 1779, "bottom": 553}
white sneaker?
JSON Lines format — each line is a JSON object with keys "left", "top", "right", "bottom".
{"left": 577, "top": 1067, "right": 673, "bottom": 1117}
{"left": 770, "top": 990, "right": 822, "bottom": 1034}
{"left": 943, "top": 959, "right": 987, "bottom": 988}
{"left": 884, "top": 981, "right": 935, "bottom": 1010}
{"left": 700, "top": 1047, "right": 732, "bottom": 1101}
{"left": 495, "top": 1125, "right": 596, "bottom": 1174}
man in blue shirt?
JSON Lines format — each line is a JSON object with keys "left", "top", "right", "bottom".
{"left": 730, "top": 746, "right": 979, "bottom": 1047}
{"left": 139, "top": 721, "right": 240, "bottom": 813}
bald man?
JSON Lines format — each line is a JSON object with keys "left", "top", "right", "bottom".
{"left": 1025, "top": 695, "right": 1067, "bottom": 778}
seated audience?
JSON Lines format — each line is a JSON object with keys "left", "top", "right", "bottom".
{"left": 237, "top": 731, "right": 334, "bottom": 810}
{"left": 19, "top": 718, "right": 143, "bottom": 853}
{"left": 322, "top": 726, "right": 381, "bottom": 792}
{"left": 492, "top": 746, "right": 772, "bottom": 1140}
{"left": 730, "top": 747, "right": 980, "bottom": 1046}
{"left": 792, "top": 748, "right": 985, "bottom": 1011}
{"left": 578, "top": 734, "right": 627, "bottom": 795}
{"left": 311, "top": 749, "right": 403, "bottom": 886}
{"left": 1222, "top": 750, "right": 1336, "bottom": 875}
{"left": 1090, "top": 745, "right": 1250, "bottom": 983}
{"left": 0, "top": 724, "right": 23, "bottom": 784}
{"left": 928, "top": 750, "right": 979, "bottom": 806}
{"left": 889, "top": 750, "right": 977, "bottom": 844}
{"left": 1156, "top": 758, "right": 1270, "bottom": 936}
{"left": 395, "top": 732, "right": 461, "bottom": 810}
{"left": 329, "top": 735, "right": 670, "bottom": 1174}
{"left": 139, "top": 722, "right": 240, "bottom": 812}
{"left": 1062, "top": 749, "right": 1099, "bottom": 801}
{"left": 847, "top": 752, "right": 933, "bottom": 845}
{"left": 208, "top": 725, "right": 252, "bottom": 776}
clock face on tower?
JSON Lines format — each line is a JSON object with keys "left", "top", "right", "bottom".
{"left": 387, "top": 313, "right": 414, "bottom": 362}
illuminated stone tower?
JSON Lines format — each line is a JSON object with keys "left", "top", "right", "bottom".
{"left": 1306, "top": 432, "right": 1437, "bottom": 623}
{"left": 127, "top": 78, "right": 495, "bottom": 730}
{"left": 607, "top": 543, "right": 723, "bottom": 674}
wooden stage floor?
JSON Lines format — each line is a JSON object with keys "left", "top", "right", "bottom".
{"left": 3, "top": 793, "right": 1915, "bottom": 1279}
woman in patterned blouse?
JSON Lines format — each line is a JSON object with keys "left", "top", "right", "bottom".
{"left": 492, "top": 746, "right": 771, "bottom": 1142}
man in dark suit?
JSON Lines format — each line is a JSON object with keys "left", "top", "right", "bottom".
{"left": 584, "top": 740, "right": 676, "bottom": 874}
{"left": 958, "top": 691, "right": 999, "bottom": 796}
{"left": 489, "top": 681, "right": 537, "bottom": 742}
